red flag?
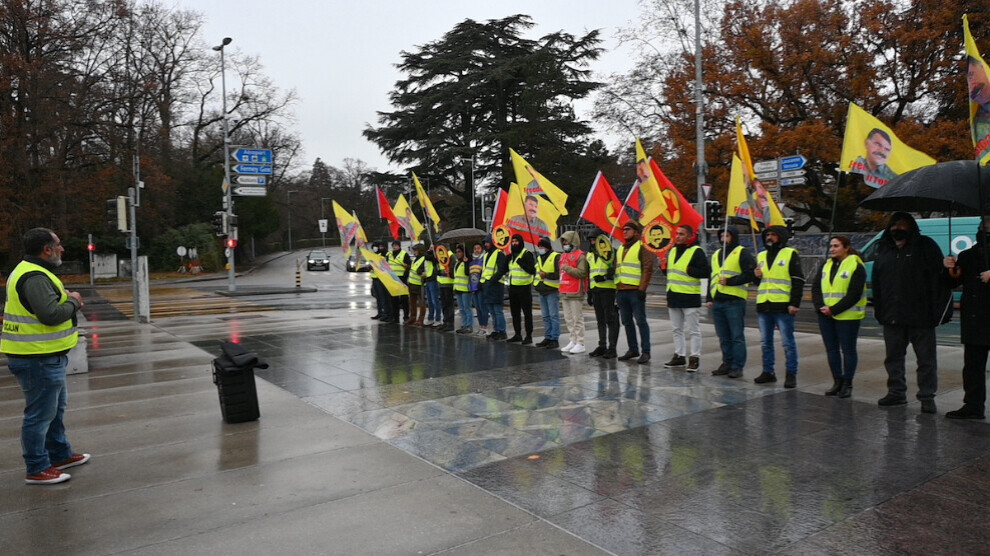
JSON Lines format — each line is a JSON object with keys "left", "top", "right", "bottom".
{"left": 648, "top": 158, "right": 704, "bottom": 239}
{"left": 376, "top": 186, "right": 400, "bottom": 240}
{"left": 579, "top": 172, "right": 629, "bottom": 241}
{"left": 491, "top": 188, "right": 509, "bottom": 230}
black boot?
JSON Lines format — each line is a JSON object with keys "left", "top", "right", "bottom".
{"left": 838, "top": 379, "right": 853, "bottom": 399}
{"left": 825, "top": 378, "right": 842, "bottom": 396}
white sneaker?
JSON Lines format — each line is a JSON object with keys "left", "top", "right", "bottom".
{"left": 432, "top": 321, "right": 443, "bottom": 327}
{"left": 476, "top": 328, "right": 488, "bottom": 336}
{"left": 423, "top": 319, "right": 434, "bottom": 326}
{"left": 569, "top": 344, "right": 586, "bottom": 354}
{"left": 561, "top": 341, "right": 575, "bottom": 352}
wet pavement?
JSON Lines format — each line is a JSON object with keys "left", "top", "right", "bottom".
{"left": 3, "top": 257, "right": 990, "bottom": 554}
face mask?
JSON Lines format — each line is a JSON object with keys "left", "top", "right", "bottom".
{"left": 538, "top": 248, "right": 547, "bottom": 255}
{"left": 511, "top": 243, "right": 522, "bottom": 254}
{"left": 764, "top": 239, "right": 774, "bottom": 247}
{"left": 890, "top": 229, "right": 909, "bottom": 241}
{"left": 563, "top": 245, "right": 573, "bottom": 253}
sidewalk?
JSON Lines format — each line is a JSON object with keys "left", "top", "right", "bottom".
{"left": 2, "top": 307, "right": 989, "bottom": 554}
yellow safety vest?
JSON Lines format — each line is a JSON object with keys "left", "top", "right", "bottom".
{"left": 667, "top": 245, "right": 702, "bottom": 295}
{"left": 437, "top": 261, "right": 454, "bottom": 286}
{"left": 587, "top": 253, "right": 616, "bottom": 290}
{"left": 408, "top": 257, "right": 433, "bottom": 286}
{"left": 616, "top": 242, "right": 643, "bottom": 286}
{"left": 710, "top": 246, "right": 748, "bottom": 300}
{"left": 1, "top": 261, "right": 78, "bottom": 355}
{"left": 387, "top": 250, "right": 409, "bottom": 275}
{"left": 534, "top": 252, "right": 560, "bottom": 289}
{"left": 821, "top": 255, "right": 866, "bottom": 320}
{"left": 453, "top": 261, "right": 470, "bottom": 292}
{"left": 481, "top": 250, "right": 504, "bottom": 283}
{"left": 756, "top": 247, "right": 797, "bottom": 304}
{"left": 507, "top": 252, "right": 534, "bottom": 286}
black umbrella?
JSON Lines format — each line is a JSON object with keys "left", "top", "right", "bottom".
{"left": 858, "top": 160, "right": 990, "bottom": 214}
{"left": 437, "top": 227, "right": 487, "bottom": 242}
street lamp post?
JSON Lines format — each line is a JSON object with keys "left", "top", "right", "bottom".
{"left": 457, "top": 155, "right": 476, "bottom": 229}
{"left": 287, "top": 190, "right": 299, "bottom": 251}
{"left": 320, "top": 197, "right": 331, "bottom": 247}
{"left": 693, "top": 0, "right": 708, "bottom": 245}
{"left": 213, "top": 36, "right": 235, "bottom": 292}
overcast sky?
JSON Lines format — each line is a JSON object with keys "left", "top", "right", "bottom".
{"left": 180, "top": 0, "right": 643, "bottom": 173}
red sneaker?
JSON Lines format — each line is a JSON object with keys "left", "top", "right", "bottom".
{"left": 53, "top": 453, "right": 91, "bottom": 470}
{"left": 25, "top": 467, "right": 71, "bottom": 485}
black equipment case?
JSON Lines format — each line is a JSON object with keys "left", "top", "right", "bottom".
{"left": 211, "top": 341, "right": 269, "bottom": 424}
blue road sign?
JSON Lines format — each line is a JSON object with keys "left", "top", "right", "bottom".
{"left": 780, "top": 154, "right": 807, "bottom": 171}
{"left": 232, "top": 148, "right": 273, "bottom": 164}
{"left": 233, "top": 164, "right": 273, "bottom": 175}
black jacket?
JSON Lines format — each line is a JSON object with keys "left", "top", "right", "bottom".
{"left": 946, "top": 226, "right": 990, "bottom": 345}
{"left": 873, "top": 212, "right": 952, "bottom": 327}
{"left": 665, "top": 242, "right": 709, "bottom": 309}
{"left": 754, "top": 226, "right": 805, "bottom": 313}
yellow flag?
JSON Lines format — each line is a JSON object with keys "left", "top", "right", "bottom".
{"left": 964, "top": 15, "right": 990, "bottom": 166}
{"left": 332, "top": 201, "right": 363, "bottom": 254}
{"left": 735, "top": 117, "right": 784, "bottom": 228}
{"left": 504, "top": 182, "right": 560, "bottom": 244}
{"left": 509, "top": 149, "right": 569, "bottom": 215}
{"left": 633, "top": 138, "right": 669, "bottom": 225}
{"left": 392, "top": 194, "right": 424, "bottom": 241}
{"left": 412, "top": 172, "right": 441, "bottom": 232}
{"left": 839, "top": 103, "right": 937, "bottom": 187}
{"left": 361, "top": 248, "right": 409, "bottom": 296}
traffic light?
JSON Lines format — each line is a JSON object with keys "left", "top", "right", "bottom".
{"left": 107, "top": 196, "right": 127, "bottom": 232}
{"left": 87, "top": 242, "right": 95, "bottom": 252}
{"left": 225, "top": 238, "right": 237, "bottom": 249}
{"left": 705, "top": 200, "right": 724, "bottom": 230}
{"left": 211, "top": 211, "right": 227, "bottom": 236}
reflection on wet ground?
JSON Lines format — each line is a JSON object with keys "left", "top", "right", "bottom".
{"left": 196, "top": 323, "right": 780, "bottom": 473}
{"left": 190, "top": 316, "right": 990, "bottom": 554}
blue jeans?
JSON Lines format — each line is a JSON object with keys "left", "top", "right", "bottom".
{"left": 487, "top": 302, "right": 506, "bottom": 333}
{"left": 456, "top": 292, "right": 474, "bottom": 328}
{"left": 616, "top": 289, "right": 650, "bottom": 354}
{"left": 424, "top": 281, "right": 441, "bottom": 321}
{"left": 818, "top": 316, "right": 860, "bottom": 380}
{"left": 472, "top": 290, "right": 488, "bottom": 327}
{"left": 758, "top": 312, "right": 798, "bottom": 375}
{"left": 712, "top": 298, "right": 746, "bottom": 369}
{"left": 8, "top": 355, "right": 74, "bottom": 475}
{"left": 539, "top": 292, "right": 561, "bottom": 340}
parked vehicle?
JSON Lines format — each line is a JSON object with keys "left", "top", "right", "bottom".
{"left": 860, "top": 217, "right": 980, "bottom": 301}
{"left": 306, "top": 250, "right": 331, "bottom": 271}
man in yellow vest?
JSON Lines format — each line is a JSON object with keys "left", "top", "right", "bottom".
{"left": 707, "top": 225, "right": 757, "bottom": 378}
{"left": 534, "top": 236, "right": 561, "bottom": 349}
{"left": 664, "top": 225, "right": 710, "bottom": 372}
{"left": 615, "top": 221, "right": 656, "bottom": 364}
{"left": 480, "top": 234, "right": 508, "bottom": 340}
{"left": 387, "top": 240, "right": 411, "bottom": 324}
{"left": 753, "top": 226, "right": 805, "bottom": 388}
{"left": 2, "top": 228, "right": 88, "bottom": 485}
{"left": 506, "top": 234, "right": 536, "bottom": 344}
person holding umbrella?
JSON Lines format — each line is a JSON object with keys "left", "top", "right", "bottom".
{"left": 811, "top": 235, "right": 867, "bottom": 398}
{"left": 943, "top": 217, "right": 990, "bottom": 420}
{"left": 873, "top": 212, "right": 952, "bottom": 414}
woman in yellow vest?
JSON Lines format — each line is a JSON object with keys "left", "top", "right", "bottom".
{"left": 811, "top": 235, "right": 866, "bottom": 398}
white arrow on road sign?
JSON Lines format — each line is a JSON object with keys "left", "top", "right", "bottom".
{"left": 232, "top": 186, "right": 268, "bottom": 197}
{"left": 780, "top": 177, "right": 807, "bottom": 186}
{"left": 231, "top": 148, "right": 273, "bottom": 164}
{"left": 233, "top": 175, "right": 267, "bottom": 185}
{"left": 233, "top": 164, "right": 273, "bottom": 175}
{"left": 756, "top": 171, "right": 779, "bottom": 179}
{"left": 754, "top": 159, "right": 778, "bottom": 173}
{"left": 780, "top": 154, "right": 807, "bottom": 171}
{"left": 780, "top": 170, "right": 806, "bottom": 178}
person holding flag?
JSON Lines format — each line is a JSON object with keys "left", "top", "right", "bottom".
{"left": 505, "top": 234, "right": 536, "bottom": 344}
{"left": 615, "top": 221, "right": 656, "bottom": 364}
{"left": 387, "top": 240, "right": 411, "bottom": 324}
{"left": 586, "top": 233, "right": 620, "bottom": 359}
{"left": 479, "top": 235, "right": 508, "bottom": 341}
{"left": 534, "top": 237, "right": 562, "bottom": 349}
